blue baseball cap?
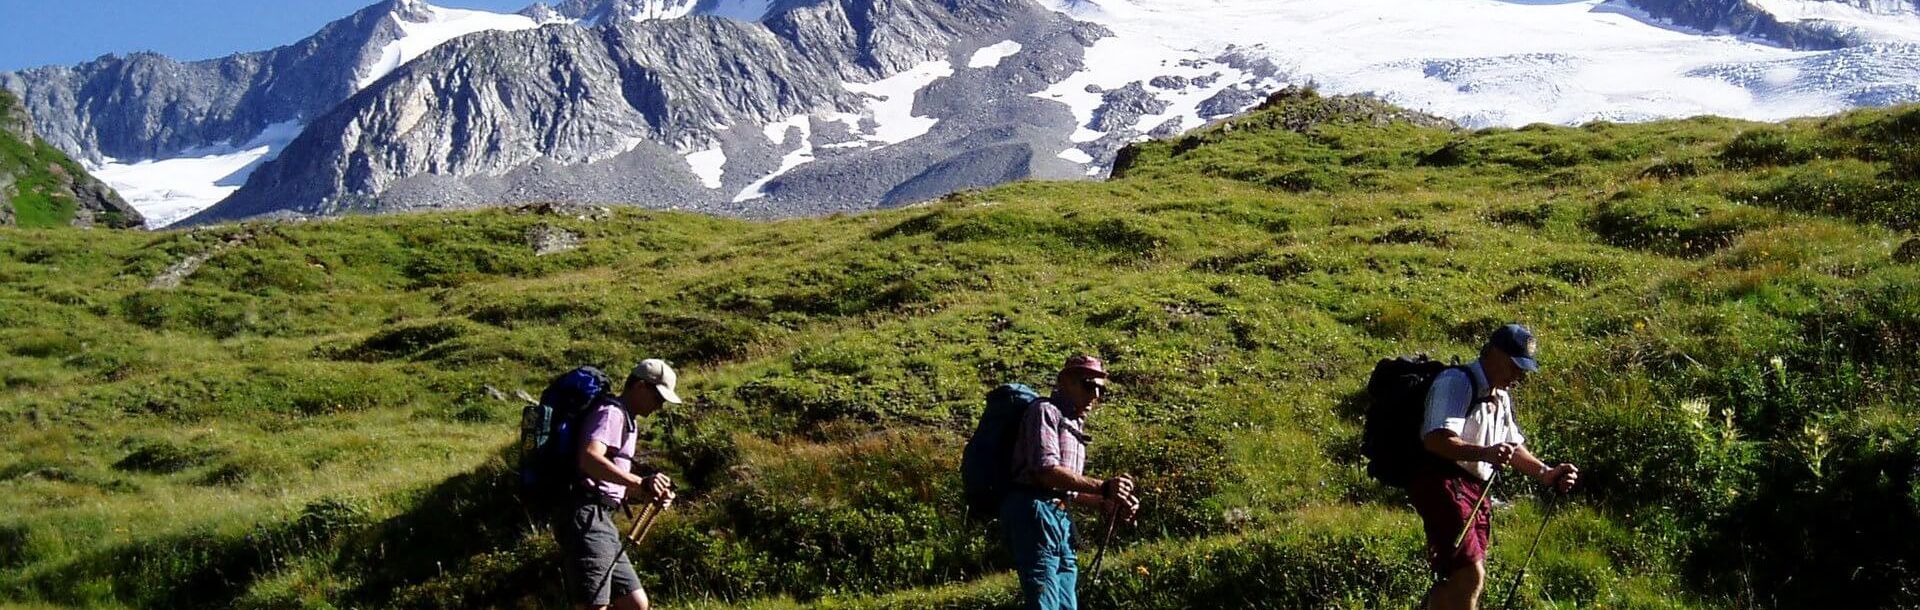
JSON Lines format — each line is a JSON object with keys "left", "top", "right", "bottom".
{"left": 1487, "top": 324, "right": 1540, "bottom": 372}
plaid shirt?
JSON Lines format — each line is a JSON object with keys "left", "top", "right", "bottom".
{"left": 1011, "top": 396, "right": 1088, "bottom": 489}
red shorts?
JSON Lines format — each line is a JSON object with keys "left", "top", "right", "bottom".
{"left": 1409, "top": 468, "right": 1491, "bottom": 576}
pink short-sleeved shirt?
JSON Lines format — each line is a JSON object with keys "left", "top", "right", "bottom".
{"left": 579, "top": 400, "right": 637, "bottom": 503}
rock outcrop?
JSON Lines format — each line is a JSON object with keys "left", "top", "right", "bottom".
{"left": 0, "top": 89, "right": 143, "bottom": 228}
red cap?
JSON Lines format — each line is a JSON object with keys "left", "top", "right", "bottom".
{"left": 1061, "top": 355, "right": 1108, "bottom": 379}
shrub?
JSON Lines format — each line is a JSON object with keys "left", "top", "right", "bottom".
{"left": 1587, "top": 194, "right": 1771, "bottom": 257}
{"left": 1371, "top": 226, "right": 1453, "bottom": 248}
{"left": 1091, "top": 426, "right": 1234, "bottom": 536}
{"left": 1691, "top": 420, "right": 1918, "bottom": 607}
{"left": 646, "top": 433, "right": 993, "bottom": 599}
{"left": 113, "top": 439, "right": 224, "bottom": 475}
{"left": 1745, "top": 160, "right": 1920, "bottom": 230}
{"left": 1718, "top": 128, "right": 1824, "bottom": 169}
{"left": 335, "top": 319, "right": 479, "bottom": 362}
{"left": 119, "top": 288, "right": 263, "bottom": 338}
{"left": 1527, "top": 257, "right": 1622, "bottom": 286}
{"left": 1546, "top": 396, "right": 1756, "bottom": 533}
{"left": 1641, "top": 157, "right": 1706, "bottom": 181}
{"left": 403, "top": 242, "right": 545, "bottom": 288}
{"left": 1488, "top": 203, "right": 1558, "bottom": 229}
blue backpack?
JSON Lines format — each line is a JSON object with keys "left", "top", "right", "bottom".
{"left": 517, "top": 366, "right": 623, "bottom": 504}
{"left": 960, "top": 383, "right": 1042, "bottom": 521}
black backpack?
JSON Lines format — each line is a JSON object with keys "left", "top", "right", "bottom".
{"left": 517, "top": 366, "right": 629, "bottom": 505}
{"left": 1359, "top": 355, "right": 1487, "bottom": 488}
{"left": 959, "top": 383, "right": 1042, "bottom": 521}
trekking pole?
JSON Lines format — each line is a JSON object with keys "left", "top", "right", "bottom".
{"left": 1499, "top": 476, "right": 1567, "bottom": 610}
{"left": 1085, "top": 501, "right": 1122, "bottom": 584}
{"left": 626, "top": 502, "right": 664, "bottom": 544}
{"left": 1452, "top": 469, "right": 1499, "bottom": 552}
{"left": 1416, "top": 470, "right": 1498, "bottom": 610}
{"left": 593, "top": 499, "right": 670, "bottom": 601}
{"left": 593, "top": 504, "right": 638, "bottom": 602}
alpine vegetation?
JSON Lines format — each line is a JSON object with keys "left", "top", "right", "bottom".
{"left": 9, "top": 0, "right": 1920, "bottom": 227}
{"left": 0, "top": 89, "right": 140, "bottom": 229}
{"left": 1, "top": 89, "right": 1916, "bottom": 608}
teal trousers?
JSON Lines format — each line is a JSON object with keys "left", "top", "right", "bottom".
{"left": 1002, "top": 491, "right": 1079, "bottom": 610}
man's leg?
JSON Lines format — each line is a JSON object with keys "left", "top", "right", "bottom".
{"left": 1413, "top": 473, "right": 1491, "bottom": 610}
{"left": 1051, "top": 504, "right": 1078, "bottom": 610}
{"left": 610, "top": 587, "right": 649, "bottom": 610}
{"left": 1005, "top": 495, "right": 1068, "bottom": 610}
{"left": 1429, "top": 560, "right": 1486, "bottom": 610}
{"left": 555, "top": 502, "right": 601, "bottom": 610}
{"left": 608, "top": 551, "right": 648, "bottom": 610}
{"left": 1054, "top": 554, "right": 1078, "bottom": 610}
{"left": 568, "top": 504, "right": 632, "bottom": 610}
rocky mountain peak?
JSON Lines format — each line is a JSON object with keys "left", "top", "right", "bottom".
{"left": 518, "top": 2, "right": 568, "bottom": 22}
{"left": 552, "top": 0, "right": 702, "bottom": 24}
{"left": 390, "top": 0, "right": 438, "bottom": 22}
{"left": 0, "top": 89, "right": 36, "bottom": 144}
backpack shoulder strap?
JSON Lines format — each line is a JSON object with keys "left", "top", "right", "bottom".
{"left": 576, "top": 397, "right": 637, "bottom": 458}
{"left": 1451, "top": 365, "right": 1496, "bottom": 405}
{"left": 1035, "top": 397, "right": 1092, "bottom": 443}
{"left": 606, "top": 397, "right": 636, "bottom": 455}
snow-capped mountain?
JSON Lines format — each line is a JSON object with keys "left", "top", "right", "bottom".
{"left": 189, "top": 0, "right": 1104, "bottom": 224}
{"left": 0, "top": 0, "right": 555, "bottom": 226}
{"left": 1627, "top": 0, "right": 1920, "bottom": 48}
{"left": 549, "top": 0, "right": 705, "bottom": 23}
{"left": 1035, "top": 0, "right": 1920, "bottom": 132}
{"left": 5, "top": 0, "right": 1920, "bottom": 227}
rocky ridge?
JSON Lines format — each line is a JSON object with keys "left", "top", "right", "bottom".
{"left": 0, "top": 88, "right": 142, "bottom": 228}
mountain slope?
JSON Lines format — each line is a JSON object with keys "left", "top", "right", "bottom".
{"left": 0, "top": 0, "right": 556, "bottom": 227}
{"left": 13, "top": 0, "right": 1920, "bottom": 227}
{"left": 1624, "top": 0, "right": 1920, "bottom": 49}
{"left": 184, "top": 0, "right": 1101, "bottom": 224}
{"left": 0, "top": 89, "right": 142, "bottom": 229}
{"left": 0, "top": 0, "right": 438, "bottom": 163}
{"left": 184, "top": 0, "right": 1920, "bottom": 225}
{"left": 1, "top": 92, "right": 1915, "bottom": 609}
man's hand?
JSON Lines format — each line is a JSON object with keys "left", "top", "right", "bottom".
{"left": 1104, "top": 490, "right": 1141, "bottom": 524}
{"left": 1539, "top": 463, "right": 1578, "bottom": 493}
{"left": 1101, "top": 475, "right": 1135, "bottom": 499}
{"left": 631, "top": 473, "right": 675, "bottom": 508}
{"left": 1479, "top": 443, "right": 1516, "bottom": 466}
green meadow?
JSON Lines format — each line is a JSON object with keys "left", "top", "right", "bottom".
{"left": 0, "top": 89, "right": 1915, "bottom": 609}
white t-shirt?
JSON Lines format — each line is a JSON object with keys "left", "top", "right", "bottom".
{"left": 1422, "top": 361, "right": 1525, "bottom": 481}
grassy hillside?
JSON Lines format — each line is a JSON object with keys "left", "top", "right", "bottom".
{"left": 0, "top": 90, "right": 140, "bottom": 230}
{"left": 0, "top": 89, "right": 1916, "bottom": 609}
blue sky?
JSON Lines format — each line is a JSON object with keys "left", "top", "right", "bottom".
{"left": 0, "top": 0, "right": 531, "bottom": 72}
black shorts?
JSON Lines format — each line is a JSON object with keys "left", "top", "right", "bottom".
{"left": 553, "top": 500, "right": 642, "bottom": 606}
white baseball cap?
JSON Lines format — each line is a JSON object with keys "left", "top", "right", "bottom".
{"left": 631, "top": 359, "right": 682, "bottom": 404}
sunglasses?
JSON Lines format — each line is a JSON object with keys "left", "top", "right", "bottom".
{"left": 1081, "top": 378, "right": 1107, "bottom": 397}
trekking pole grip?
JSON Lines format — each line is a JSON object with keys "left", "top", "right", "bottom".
{"left": 633, "top": 502, "right": 664, "bottom": 540}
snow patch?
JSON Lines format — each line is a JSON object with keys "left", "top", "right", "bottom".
{"left": 358, "top": 3, "right": 543, "bottom": 90}
{"left": 1034, "top": 0, "right": 1920, "bottom": 139}
{"left": 1748, "top": 0, "right": 1920, "bottom": 42}
{"left": 91, "top": 121, "right": 304, "bottom": 228}
{"left": 842, "top": 60, "right": 956, "bottom": 146}
{"left": 686, "top": 147, "right": 728, "bottom": 189}
{"left": 1058, "top": 148, "right": 1095, "bottom": 164}
{"left": 628, "top": 0, "right": 700, "bottom": 21}
{"left": 969, "top": 41, "right": 1024, "bottom": 69}
{"left": 703, "top": 0, "right": 774, "bottom": 21}
{"left": 734, "top": 115, "right": 814, "bottom": 202}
